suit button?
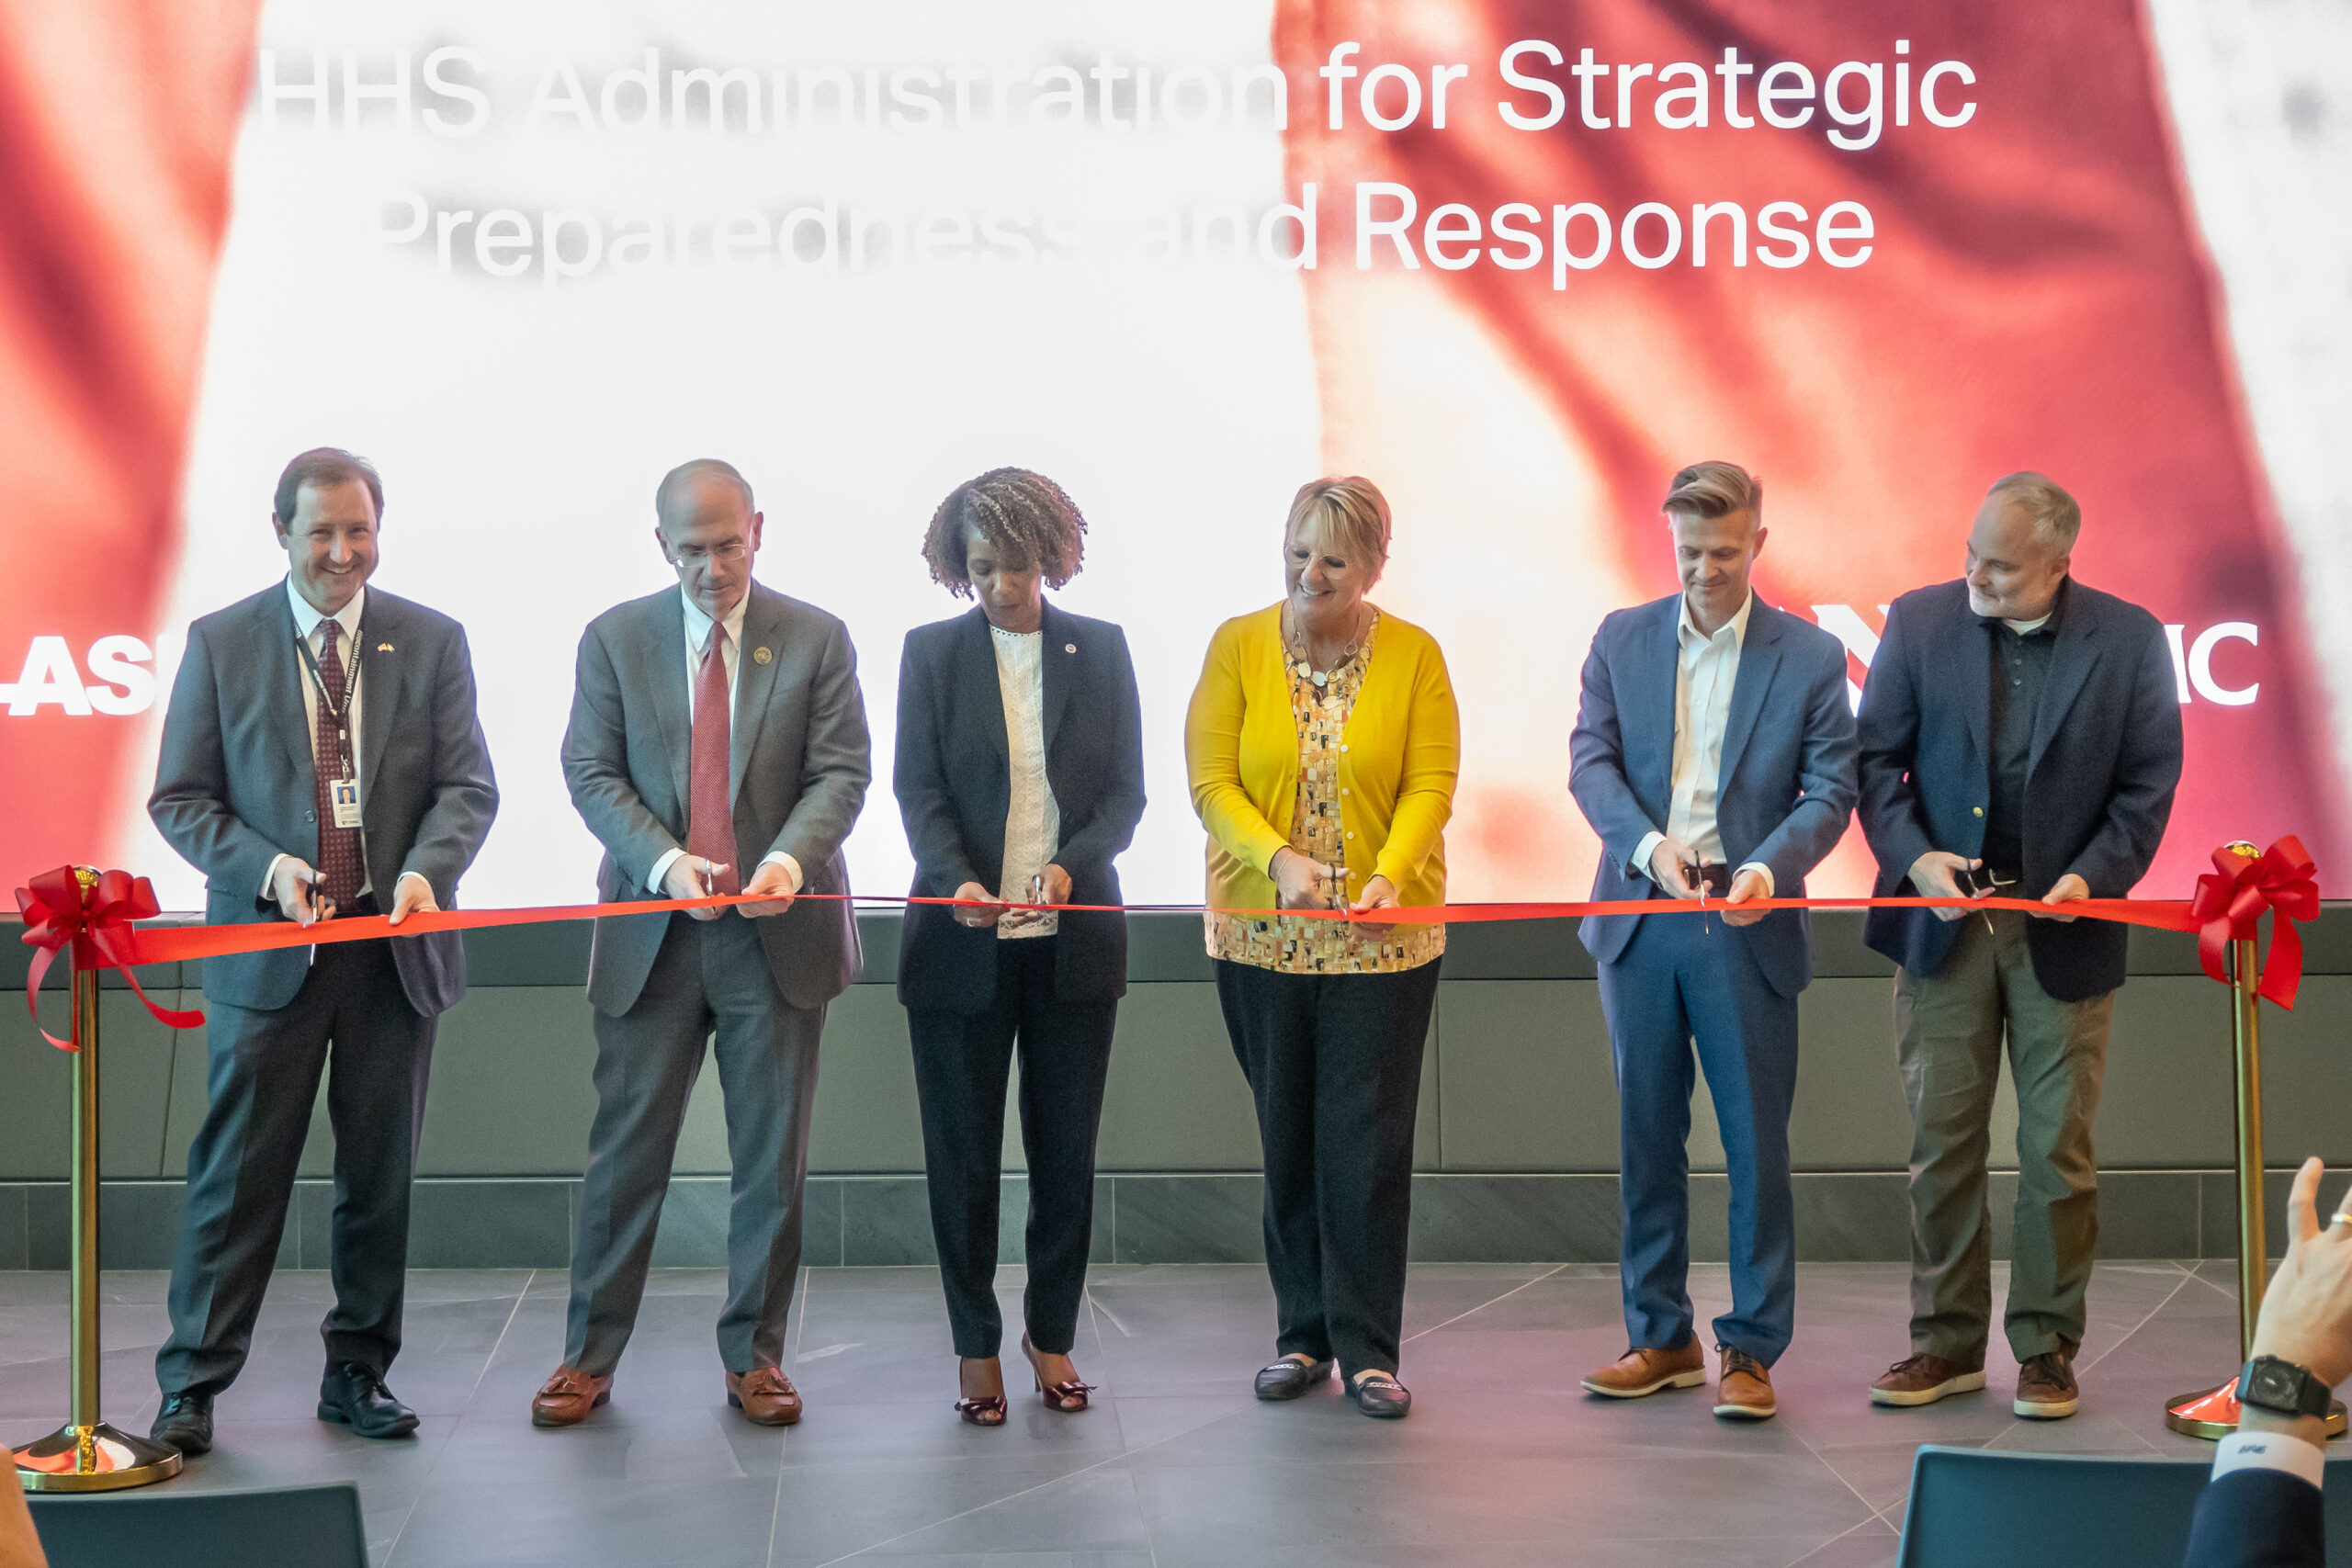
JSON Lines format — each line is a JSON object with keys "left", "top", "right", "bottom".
{"left": 306, "top": 809, "right": 317, "bottom": 822}
{"left": 1973, "top": 807, "right": 1984, "bottom": 818}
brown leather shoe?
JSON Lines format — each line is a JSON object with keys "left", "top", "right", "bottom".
{"left": 2014, "top": 1351, "right": 2080, "bottom": 1419}
{"left": 726, "top": 1366, "right": 803, "bottom": 1426}
{"left": 1870, "top": 1352, "right": 1987, "bottom": 1407}
{"left": 1714, "top": 1347, "right": 1777, "bottom": 1420}
{"left": 531, "top": 1365, "right": 612, "bottom": 1427}
{"left": 1581, "top": 1340, "right": 1707, "bottom": 1399}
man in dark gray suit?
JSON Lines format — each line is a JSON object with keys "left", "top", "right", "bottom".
{"left": 535, "top": 458, "right": 870, "bottom": 1429}
{"left": 147, "top": 447, "right": 497, "bottom": 1456}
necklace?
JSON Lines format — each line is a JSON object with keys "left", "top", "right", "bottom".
{"left": 1283, "top": 603, "right": 1368, "bottom": 691}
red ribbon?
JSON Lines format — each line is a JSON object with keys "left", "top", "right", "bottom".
{"left": 2188, "top": 836, "right": 2321, "bottom": 1010}
{"left": 14, "top": 865, "right": 204, "bottom": 1049}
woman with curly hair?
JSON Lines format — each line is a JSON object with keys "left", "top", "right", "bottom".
{"left": 892, "top": 467, "right": 1147, "bottom": 1426}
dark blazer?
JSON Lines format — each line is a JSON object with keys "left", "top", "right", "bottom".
{"left": 893, "top": 601, "right": 1146, "bottom": 1012}
{"left": 2181, "top": 1467, "right": 2324, "bottom": 1568}
{"left": 149, "top": 581, "right": 498, "bottom": 1015}
{"left": 562, "top": 581, "right": 871, "bottom": 1015}
{"left": 1856, "top": 578, "right": 2182, "bottom": 1002}
{"left": 1568, "top": 593, "right": 1859, "bottom": 999}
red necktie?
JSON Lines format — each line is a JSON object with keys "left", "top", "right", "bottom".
{"left": 312, "top": 619, "right": 365, "bottom": 908}
{"left": 687, "top": 622, "right": 741, "bottom": 894}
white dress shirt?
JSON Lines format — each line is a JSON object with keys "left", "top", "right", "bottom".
{"left": 262, "top": 580, "right": 398, "bottom": 904}
{"left": 646, "top": 588, "right": 803, "bottom": 896}
{"left": 1633, "top": 592, "right": 1774, "bottom": 895}
{"left": 990, "top": 626, "right": 1061, "bottom": 939}
{"left": 2211, "top": 1427, "right": 2325, "bottom": 1492}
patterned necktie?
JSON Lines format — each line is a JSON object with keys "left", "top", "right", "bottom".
{"left": 312, "top": 619, "right": 365, "bottom": 908}
{"left": 686, "top": 622, "right": 741, "bottom": 895}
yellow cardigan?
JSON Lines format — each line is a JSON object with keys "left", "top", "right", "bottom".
{"left": 1184, "top": 604, "right": 1459, "bottom": 917}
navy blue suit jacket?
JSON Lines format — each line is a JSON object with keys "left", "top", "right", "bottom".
{"left": 1855, "top": 579, "right": 2181, "bottom": 1003}
{"left": 893, "top": 601, "right": 1146, "bottom": 1013}
{"left": 1568, "top": 594, "right": 1859, "bottom": 999}
{"left": 2182, "top": 1467, "right": 2324, "bottom": 1567}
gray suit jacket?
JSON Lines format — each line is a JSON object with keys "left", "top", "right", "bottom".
{"left": 149, "top": 581, "right": 499, "bottom": 1015}
{"left": 562, "top": 581, "right": 872, "bottom": 1015}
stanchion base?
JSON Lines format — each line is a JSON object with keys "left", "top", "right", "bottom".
{"left": 12, "top": 1423, "right": 183, "bottom": 1491}
{"left": 2165, "top": 1384, "right": 2350, "bottom": 1441}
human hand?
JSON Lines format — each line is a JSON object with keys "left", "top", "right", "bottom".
{"left": 387, "top": 873, "right": 439, "bottom": 928}
{"left": 1272, "top": 847, "right": 1332, "bottom": 911}
{"left": 270, "top": 855, "right": 334, "bottom": 926}
{"left": 736, "top": 857, "right": 798, "bottom": 918}
{"left": 2252, "top": 1157, "right": 2352, "bottom": 1389}
{"left": 2033, "top": 873, "right": 2089, "bottom": 922}
{"left": 1648, "top": 837, "right": 1699, "bottom": 897}
{"left": 1720, "top": 866, "right": 1772, "bottom": 927}
{"left": 1910, "top": 851, "right": 1984, "bottom": 923}
{"left": 1004, "top": 863, "right": 1073, "bottom": 929}
{"left": 1349, "top": 874, "right": 1402, "bottom": 936}
{"left": 662, "top": 854, "right": 730, "bottom": 920}
{"left": 953, "top": 880, "right": 1005, "bottom": 929}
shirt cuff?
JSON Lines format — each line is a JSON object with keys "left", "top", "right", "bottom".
{"left": 1736, "top": 862, "right": 1775, "bottom": 897}
{"left": 261, "top": 853, "right": 287, "bottom": 901}
{"left": 648, "top": 846, "right": 684, "bottom": 895}
{"left": 1632, "top": 831, "right": 1665, "bottom": 883}
{"left": 2211, "top": 1429, "right": 2327, "bottom": 1492}
{"left": 761, "top": 852, "right": 803, "bottom": 892}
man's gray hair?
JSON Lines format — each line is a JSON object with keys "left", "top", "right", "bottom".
{"left": 1984, "top": 471, "right": 2081, "bottom": 553}
{"left": 655, "top": 458, "right": 755, "bottom": 524}
{"left": 1662, "top": 461, "right": 1762, "bottom": 525}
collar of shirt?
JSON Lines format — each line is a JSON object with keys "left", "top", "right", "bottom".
{"left": 681, "top": 587, "right": 748, "bottom": 659}
{"left": 1677, "top": 589, "right": 1754, "bottom": 652}
{"left": 286, "top": 577, "right": 365, "bottom": 648}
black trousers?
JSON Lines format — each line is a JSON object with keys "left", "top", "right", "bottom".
{"left": 156, "top": 934, "right": 433, "bottom": 1396}
{"left": 906, "top": 936, "right": 1116, "bottom": 1359}
{"left": 1215, "top": 956, "right": 1442, "bottom": 1378}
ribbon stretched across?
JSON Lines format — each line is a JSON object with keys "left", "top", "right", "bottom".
{"left": 2187, "top": 836, "right": 2320, "bottom": 1010}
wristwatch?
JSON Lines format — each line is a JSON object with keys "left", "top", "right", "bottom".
{"left": 2236, "top": 1356, "right": 2335, "bottom": 1419}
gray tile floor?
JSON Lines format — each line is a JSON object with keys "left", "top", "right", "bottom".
{"left": 1, "top": 1259, "right": 2253, "bottom": 1567}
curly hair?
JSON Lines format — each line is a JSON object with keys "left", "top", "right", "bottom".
{"left": 922, "top": 468, "right": 1088, "bottom": 597}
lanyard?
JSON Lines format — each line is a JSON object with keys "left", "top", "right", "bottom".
{"left": 294, "top": 623, "right": 362, "bottom": 770}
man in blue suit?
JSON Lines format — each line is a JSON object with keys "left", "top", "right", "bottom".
{"left": 1569, "top": 462, "right": 1858, "bottom": 1421}
{"left": 1857, "top": 472, "right": 2180, "bottom": 1420}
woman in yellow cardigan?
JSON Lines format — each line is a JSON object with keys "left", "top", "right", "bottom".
{"left": 1183, "top": 476, "right": 1459, "bottom": 1420}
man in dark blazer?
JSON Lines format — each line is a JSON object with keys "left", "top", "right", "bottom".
{"left": 536, "top": 458, "right": 869, "bottom": 1429}
{"left": 1569, "top": 462, "right": 1858, "bottom": 1422}
{"left": 1858, "top": 472, "right": 2181, "bottom": 1420}
{"left": 147, "top": 447, "right": 497, "bottom": 1455}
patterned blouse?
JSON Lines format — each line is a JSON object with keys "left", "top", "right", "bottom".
{"left": 1207, "top": 614, "right": 1445, "bottom": 975}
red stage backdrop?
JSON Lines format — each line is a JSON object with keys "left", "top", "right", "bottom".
{"left": 0, "top": 0, "right": 2339, "bottom": 907}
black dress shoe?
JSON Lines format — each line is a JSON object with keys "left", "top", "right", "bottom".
{"left": 1253, "top": 1355, "right": 1334, "bottom": 1401}
{"left": 1350, "top": 1371, "right": 1411, "bottom": 1419}
{"left": 151, "top": 1392, "right": 213, "bottom": 1456}
{"left": 318, "top": 1362, "right": 420, "bottom": 1438}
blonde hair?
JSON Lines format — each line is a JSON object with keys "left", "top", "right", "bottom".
{"left": 1984, "top": 471, "right": 2081, "bottom": 552}
{"left": 1662, "top": 460, "right": 1762, "bottom": 526}
{"left": 1285, "top": 477, "right": 1392, "bottom": 578}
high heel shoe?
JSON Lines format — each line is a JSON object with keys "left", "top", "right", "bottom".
{"left": 1021, "top": 1333, "right": 1093, "bottom": 1414}
{"left": 955, "top": 1393, "right": 1007, "bottom": 1427}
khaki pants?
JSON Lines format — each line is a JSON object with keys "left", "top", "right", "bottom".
{"left": 1896, "top": 910, "right": 2111, "bottom": 1363}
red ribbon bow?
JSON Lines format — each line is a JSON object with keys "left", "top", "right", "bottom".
{"left": 2188, "top": 836, "right": 2320, "bottom": 1010}
{"left": 15, "top": 865, "right": 203, "bottom": 1049}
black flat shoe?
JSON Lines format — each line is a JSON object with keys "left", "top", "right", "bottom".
{"left": 318, "top": 1362, "right": 420, "bottom": 1439}
{"left": 1350, "top": 1371, "right": 1411, "bottom": 1419}
{"left": 1254, "top": 1355, "right": 1334, "bottom": 1401}
{"left": 151, "top": 1392, "right": 213, "bottom": 1456}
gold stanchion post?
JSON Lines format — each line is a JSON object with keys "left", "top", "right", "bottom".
{"left": 2165, "top": 846, "right": 2348, "bottom": 1438}
{"left": 12, "top": 872, "right": 182, "bottom": 1490}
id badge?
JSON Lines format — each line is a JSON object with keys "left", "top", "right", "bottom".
{"left": 329, "top": 777, "right": 363, "bottom": 829}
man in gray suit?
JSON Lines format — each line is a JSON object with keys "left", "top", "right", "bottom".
{"left": 148, "top": 447, "right": 497, "bottom": 1456}
{"left": 535, "top": 458, "right": 870, "bottom": 1428}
